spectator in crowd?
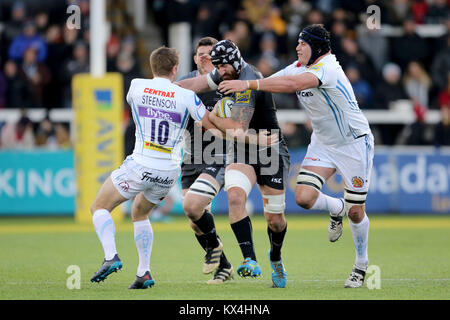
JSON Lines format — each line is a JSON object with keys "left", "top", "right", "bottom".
{"left": 302, "top": 8, "right": 325, "bottom": 27}
{"left": 44, "top": 25, "right": 65, "bottom": 108}
{"left": 61, "top": 25, "right": 79, "bottom": 61}
{"left": 192, "top": 3, "right": 222, "bottom": 43}
{"left": 0, "top": 66, "right": 6, "bottom": 109}
{"left": 21, "top": 46, "right": 51, "bottom": 108}
{"left": 390, "top": 0, "right": 413, "bottom": 25}
{"left": 357, "top": 26, "right": 389, "bottom": 74}
{"left": 34, "top": 117, "right": 57, "bottom": 149}
{"left": 374, "top": 63, "right": 409, "bottom": 110}
{"left": 106, "top": 35, "right": 121, "bottom": 72}
{"left": 247, "top": 6, "right": 287, "bottom": 61}
{"left": 267, "top": 6, "right": 288, "bottom": 57}
{"left": 399, "top": 103, "right": 429, "bottom": 145}
{"left": 242, "top": 0, "right": 273, "bottom": 26}
{"left": 403, "top": 61, "right": 432, "bottom": 109}
{"left": 0, "top": 115, "right": 35, "bottom": 149}
{"left": 121, "top": 36, "right": 138, "bottom": 57}
{"left": 411, "top": 0, "right": 428, "bottom": 24}
{"left": 373, "top": 63, "right": 410, "bottom": 145}
{"left": 116, "top": 52, "right": 143, "bottom": 101}
{"left": 434, "top": 18, "right": 450, "bottom": 53}
{"left": 256, "top": 56, "right": 275, "bottom": 78}
{"left": 3, "top": 60, "right": 31, "bottom": 109}
{"left": 339, "top": 37, "right": 377, "bottom": 85}
{"left": 391, "top": 18, "right": 429, "bottom": 70}
{"left": 121, "top": 36, "right": 142, "bottom": 73}
{"left": 434, "top": 75, "right": 450, "bottom": 146}
{"left": 2, "top": 2, "right": 27, "bottom": 44}
{"left": 226, "top": 20, "right": 252, "bottom": 58}
{"left": 60, "top": 41, "right": 89, "bottom": 108}
{"left": 256, "top": 32, "right": 281, "bottom": 70}
{"left": 431, "top": 34, "right": 450, "bottom": 90}
{"left": 35, "top": 11, "right": 50, "bottom": 36}
{"left": 329, "top": 20, "right": 347, "bottom": 60}
{"left": 316, "top": 0, "right": 339, "bottom": 16}
{"left": 425, "top": 0, "right": 450, "bottom": 24}
{"left": 330, "top": 7, "right": 355, "bottom": 29}
{"left": 8, "top": 21, "right": 48, "bottom": 63}
{"left": 345, "top": 64, "right": 373, "bottom": 109}
{"left": 55, "top": 123, "right": 72, "bottom": 149}
{"left": 281, "top": 0, "right": 311, "bottom": 60}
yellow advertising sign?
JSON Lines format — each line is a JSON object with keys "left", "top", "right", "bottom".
{"left": 72, "top": 73, "right": 124, "bottom": 223}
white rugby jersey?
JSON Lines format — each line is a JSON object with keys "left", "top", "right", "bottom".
{"left": 271, "top": 54, "right": 371, "bottom": 146}
{"left": 126, "top": 77, "right": 206, "bottom": 169}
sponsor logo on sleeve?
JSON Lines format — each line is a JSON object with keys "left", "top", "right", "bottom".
{"left": 235, "top": 90, "right": 251, "bottom": 104}
{"left": 308, "top": 62, "right": 324, "bottom": 71}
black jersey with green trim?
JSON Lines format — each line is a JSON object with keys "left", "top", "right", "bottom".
{"left": 232, "top": 62, "right": 289, "bottom": 155}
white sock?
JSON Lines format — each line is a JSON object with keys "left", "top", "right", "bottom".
{"left": 311, "top": 192, "right": 344, "bottom": 216}
{"left": 348, "top": 213, "right": 369, "bottom": 270}
{"left": 92, "top": 209, "right": 117, "bottom": 260}
{"left": 134, "top": 219, "right": 154, "bottom": 277}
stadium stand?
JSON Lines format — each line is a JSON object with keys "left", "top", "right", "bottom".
{"left": 0, "top": 0, "right": 449, "bottom": 149}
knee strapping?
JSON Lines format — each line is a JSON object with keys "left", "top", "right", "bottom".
{"left": 224, "top": 170, "right": 253, "bottom": 196}
{"left": 344, "top": 188, "right": 367, "bottom": 206}
{"left": 262, "top": 194, "right": 285, "bottom": 214}
{"left": 296, "top": 169, "right": 325, "bottom": 191}
{"left": 187, "top": 178, "right": 218, "bottom": 200}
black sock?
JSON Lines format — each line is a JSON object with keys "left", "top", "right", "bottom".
{"left": 268, "top": 224, "right": 287, "bottom": 262}
{"left": 192, "top": 211, "right": 219, "bottom": 249}
{"left": 195, "top": 233, "right": 208, "bottom": 251}
{"left": 195, "top": 233, "right": 230, "bottom": 268}
{"left": 230, "top": 216, "right": 256, "bottom": 261}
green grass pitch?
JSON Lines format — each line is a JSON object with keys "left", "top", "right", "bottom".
{"left": 0, "top": 214, "right": 449, "bottom": 300}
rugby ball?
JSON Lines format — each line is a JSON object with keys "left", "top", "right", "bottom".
{"left": 216, "top": 96, "right": 234, "bottom": 118}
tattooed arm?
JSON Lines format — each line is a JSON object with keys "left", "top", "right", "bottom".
{"left": 208, "top": 102, "right": 278, "bottom": 146}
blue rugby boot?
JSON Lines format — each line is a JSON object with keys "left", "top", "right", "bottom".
{"left": 128, "top": 271, "right": 155, "bottom": 289}
{"left": 236, "top": 258, "right": 262, "bottom": 278}
{"left": 90, "top": 254, "right": 123, "bottom": 283}
{"left": 268, "top": 249, "right": 287, "bottom": 288}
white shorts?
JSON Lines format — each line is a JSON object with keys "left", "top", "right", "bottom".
{"left": 111, "top": 156, "right": 180, "bottom": 204}
{"left": 302, "top": 134, "right": 374, "bottom": 192}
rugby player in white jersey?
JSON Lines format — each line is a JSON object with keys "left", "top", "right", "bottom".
{"left": 219, "top": 24, "right": 374, "bottom": 288}
{"left": 89, "top": 46, "right": 218, "bottom": 289}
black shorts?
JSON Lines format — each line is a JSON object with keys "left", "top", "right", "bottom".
{"left": 181, "top": 162, "right": 226, "bottom": 190}
{"left": 227, "top": 142, "right": 290, "bottom": 190}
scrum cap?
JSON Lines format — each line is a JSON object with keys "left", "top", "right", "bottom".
{"left": 210, "top": 39, "right": 244, "bottom": 74}
{"left": 298, "top": 24, "right": 331, "bottom": 66}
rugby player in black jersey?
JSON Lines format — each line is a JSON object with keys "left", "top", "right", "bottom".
{"left": 177, "top": 40, "right": 290, "bottom": 288}
{"left": 177, "top": 37, "right": 233, "bottom": 284}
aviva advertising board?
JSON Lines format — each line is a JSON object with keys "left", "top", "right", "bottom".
{"left": 72, "top": 73, "right": 124, "bottom": 223}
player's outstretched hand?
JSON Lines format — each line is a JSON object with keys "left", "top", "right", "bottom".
{"left": 219, "top": 80, "right": 248, "bottom": 95}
